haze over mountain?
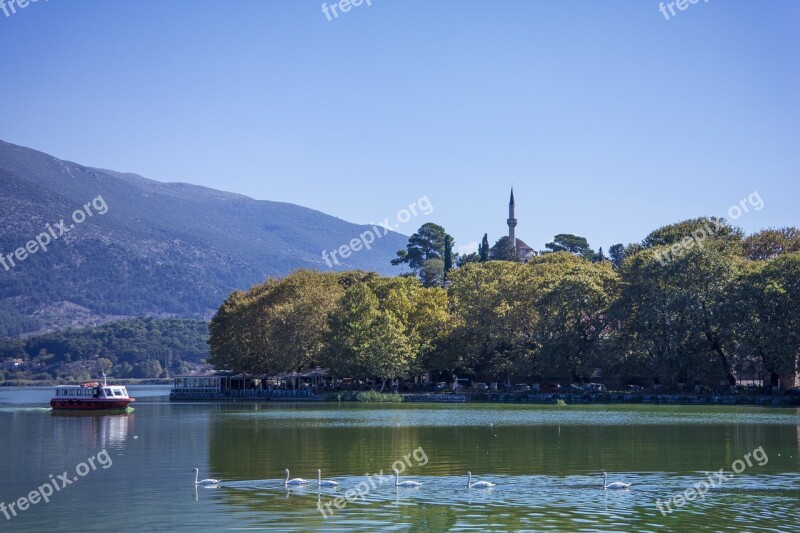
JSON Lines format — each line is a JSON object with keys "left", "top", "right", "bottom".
{"left": 0, "top": 140, "right": 406, "bottom": 336}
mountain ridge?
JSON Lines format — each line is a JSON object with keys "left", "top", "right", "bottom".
{"left": 0, "top": 140, "right": 406, "bottom": 336}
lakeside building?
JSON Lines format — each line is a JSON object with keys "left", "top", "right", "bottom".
{"left": 170, "top": 368, "right": 330, "bottom": 400}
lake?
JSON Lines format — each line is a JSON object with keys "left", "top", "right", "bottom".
{"left": 1, "top": 387, "right": 799, "bottom": 531}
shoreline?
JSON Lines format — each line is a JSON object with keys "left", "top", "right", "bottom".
{"left": 169, "top": 391, "right": 800, "bottom": 406}
{"left": 0, "top": 379, "right": 172, "bottom": 387}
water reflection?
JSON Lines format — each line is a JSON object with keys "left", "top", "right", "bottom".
{"left": 50, "top": 411, "right": 133, "bottom": 451}
{"left": 4, "top": 400, "right": 795, "bottom": 531}
{"left": 199, "top": 403, "right": 800, "bottom": 531}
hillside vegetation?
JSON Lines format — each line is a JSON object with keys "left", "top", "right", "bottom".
{"left": 0, "top": 318, "right": 209, "bottom": 382}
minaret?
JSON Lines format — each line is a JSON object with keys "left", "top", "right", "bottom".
{"left": 507, "top": 188, "right": 517, "bottom": 248}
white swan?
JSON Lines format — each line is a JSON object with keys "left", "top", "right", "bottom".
{"left": 192, "top": 468, "right": 220, "bottom": 485}
{"left": 285, "top": 468, "right": 309, "bottom": 486}
{"left": 317, "top": 469, "right": 338, "bottom": 487}
{"left": 603, "top": 472, "right": 630, "bottom": 490}
{"left": 394, "top": 468, "right": 422, "bottom": 488}
{"left": 467, "top": 471, "right": 495, "bottom": 489}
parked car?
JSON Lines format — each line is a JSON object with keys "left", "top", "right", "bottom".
{"left": 624, "top": 384, "right": 643, "bottom": 393}
{"left": 474, "top": 383, "right": 489, "bottom": 391}
{"left": 434, "top": 382, "right": 447, "bottom": 391}
{"left": 514, "top": 384, "right": 531, "bottom": 392}
{"left": 569, "top": 383, "right": 584, "bottom": 392}
{"left": 584, "top": 383, "right": 606, "bottom": 393}
{"left": 541, "top": 383, "right": 562, "bottom": 393}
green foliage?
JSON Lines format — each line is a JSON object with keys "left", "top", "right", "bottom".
{"left": 208, "top": 220, "right": 800, "bottom": 390}
{"left": 356, "top": 391, "right": 403, "bottom": 403}
{"left": 608, "top": 244, "right": 625, "bottom": 268}
{"left": 641, "top": 217, "right": 742, "bottom": 249}
{"left": 392, "top": 223, "right": 449, "bottom": 270}
{"left": 420, "top": 258, "right": 445, "bottom": 287}
{"left": 444, "top": 235, "right": 453, "bottom": 275}
{"left": 0, "top": 318, "right": 208, "bottom": 380}
{"left": 490, "top": 236, "right": 519, "bottom": 261}
{"left": 0, "top": 301, "right": 40, "bottom": 337}
{"left": 479, "top": 234, "right": 490, "bottom": 262}
{"left": 457, "top": 252, "right": 480, "bottom": 267}
{"left": 322, "top": 280, "right": 415, "bottom": 382}
{"left": 134, "top": 359, "right": 163, "bottom": 378}
{"left": 544, "top": 234, "right": 594, "bottom": 259}
{"left": 743, "top": 228, "right": 800, "bottom": 260}
{"left": 208, "top": 270, "right": 348, "bottom": 375}
{"left": 731, "top": 253, "right": 800, "bottom": 379}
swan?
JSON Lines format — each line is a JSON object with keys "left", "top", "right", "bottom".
{"left": 285, "top": 468, "right": 309, "bottom": 486}
{"left": 192, "top": 468, "right": 220, "bottom": 485}
{"left": 467, "top": 471, "right": 495, "bottom": 489}
{"left": 394, "top": 468, "right": 422, "bottom": 488}
{"left": 317, "top": 469, "right": 338, "bottom": 487}
{"left": 603, "top": 472, "right": 630, "bottom": 490}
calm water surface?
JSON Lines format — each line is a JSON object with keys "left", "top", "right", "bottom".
{"left": 1, "top": 387, "right": 799, "bottom": 531}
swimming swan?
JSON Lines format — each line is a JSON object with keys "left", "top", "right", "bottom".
{"left": 394, "top": 468, "right": 422, "bottom": 488}
{"left": 285, "top": 469, "right": 309, "bottom": 486}
{"left": 467, "top": 471, "right": 495, "bottom": 489}
{"left": 603, "top": 472, "right": 630, "bottom": 490}
{"left": 317, "top": 469, "right": 338, "bottom": 487}
{"left": 192, "top": 468, "right": 220, "bottom": 485}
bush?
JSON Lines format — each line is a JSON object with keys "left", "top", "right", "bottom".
{"left": 355, "top": 391, "right": 403, "bottom": 403}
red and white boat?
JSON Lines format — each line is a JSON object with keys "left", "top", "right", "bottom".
{"left": 50, "top": 374, "right": 135, "bottom": 411}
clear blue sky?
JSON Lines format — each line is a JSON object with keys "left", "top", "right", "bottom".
{"left": 1, "top": 0, "right": 797, "bottom": 255}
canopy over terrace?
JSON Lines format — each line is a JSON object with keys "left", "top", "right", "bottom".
{"left": 273, "top": 367, "right": 330, "bottom": 389}
{"left": 229, "top": 373, "right": 269, "bottom": 391}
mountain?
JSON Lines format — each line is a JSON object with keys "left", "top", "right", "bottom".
{"left": 0, "top": 140, "right": 407, "bottom": 336}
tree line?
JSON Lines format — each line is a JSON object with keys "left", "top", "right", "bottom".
{"left": 209, "top": 219, "right": 800, "bottom": 388}
{"left": 0, "top": 318, "right": 209, "bottom": 381}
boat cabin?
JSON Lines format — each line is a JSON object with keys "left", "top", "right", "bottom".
{"left": 54, "top": 384, "right": 131, "bottom": 399}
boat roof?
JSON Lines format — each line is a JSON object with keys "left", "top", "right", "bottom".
{"left": 58, "top": 383, "right": 127, "bottom": 388}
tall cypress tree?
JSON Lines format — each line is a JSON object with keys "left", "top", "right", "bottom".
{"left": 444, "top": 235, "right": 453, "bottom": 276}
{"left": 479, "top": 233, "right": 490, "bottom": 262}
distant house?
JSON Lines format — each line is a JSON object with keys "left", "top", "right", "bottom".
{"left": 2, "top": 358, "right": 23, "bottom": 371}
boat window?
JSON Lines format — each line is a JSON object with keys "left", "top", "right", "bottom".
{"left": 103, "top": 388, "right": 112, "bottom": 396}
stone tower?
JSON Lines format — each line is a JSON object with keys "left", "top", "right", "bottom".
{"left": 507, "top": 188, "right": 517, "bottom": 247}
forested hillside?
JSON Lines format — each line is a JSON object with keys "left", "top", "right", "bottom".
{"left": 0, "top": 318, "right": 209, "bottom": 381}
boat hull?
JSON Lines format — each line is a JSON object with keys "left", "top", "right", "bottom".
{"left": 50, "top": 398, "right": 135, "bottom": 411}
